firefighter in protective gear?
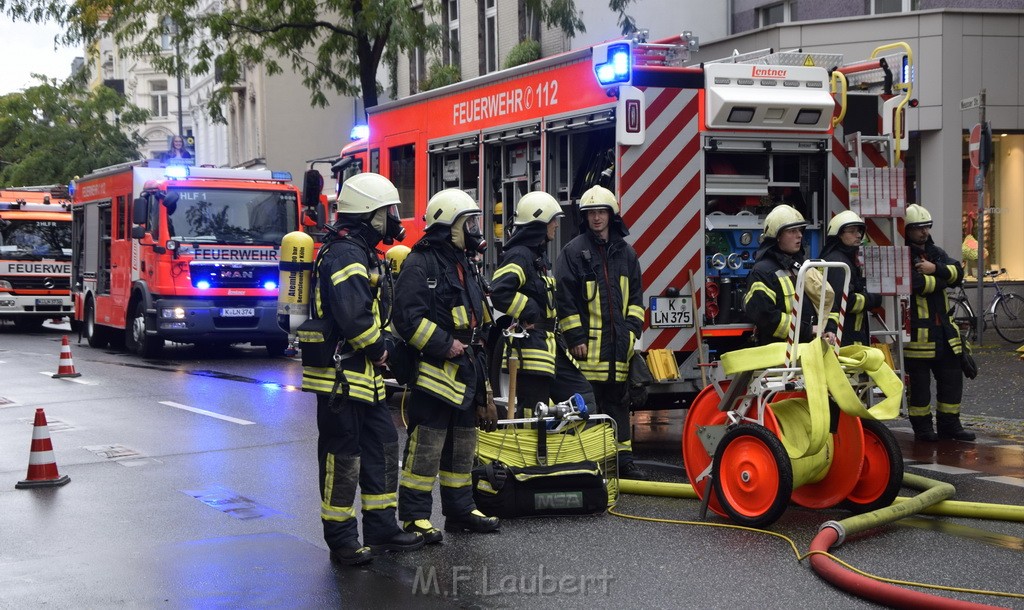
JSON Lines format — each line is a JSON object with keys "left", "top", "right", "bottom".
{"left": 821, "top": 210, "right": 881, "bottom": 346}
{"left": 554, "top": 185, "right": 647, "bottom": 480}
{"left": 302, "top": 172, "right": 423, "bottom": 565}
{"left": 745, "top": 204, "right": 837, "bottom": 346}
{"left": 902, "top": 204, "right": 973, "bottom": 442}
{"left": 491, "top": 191, "right": 593, "bottom": 418}
{"left": 393, "top": 188, "right": 499, "bottom": 541}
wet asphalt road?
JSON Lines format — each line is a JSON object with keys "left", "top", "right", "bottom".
{"left": 0, "top": 322, "right": 1022, "bottom": 609}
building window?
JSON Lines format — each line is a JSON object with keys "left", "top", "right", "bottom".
{"left": 150, "top": 80, "right": 168, "bottom": 117}
{"left": 485, "top": 0, "right": 498, "bottom": 73}
{"left": 758, "top": 2, "right": 789, "bottom": 28}
{"left": 160, "top": 16, "right": 174, "bottom": 51}
{"left": 524, "top": 3, "right": 540, "bottom": 41}
{"left": 409, "top": 7, "right": 427, "bottom": 93}
{"left": 447, "top": 0, "right": 461, "bottom": 70}
{"left": 871, "top": 0, "right": 919, "bottom": 14}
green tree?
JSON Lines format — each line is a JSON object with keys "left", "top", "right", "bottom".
{"left": 2, "top": 1, "right": 633, "bottom": 121}
{"left": 0, "top": 76, "right": 147, "bottom": 187}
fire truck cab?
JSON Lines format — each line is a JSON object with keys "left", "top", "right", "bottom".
{"left": 331, "top": 32, "right": 912, "bottom": 407}
{"left": 0, "top": 188, "right": 73, "bottom": 330}
{"left": 71, "top": 163, "right": 302, "bottom": 357}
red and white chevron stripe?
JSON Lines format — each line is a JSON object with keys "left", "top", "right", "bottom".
{"left": 829, "top": 110, "right": 898, "bottom": 247}
{"left": 620, "top": 87, "right": 702, "bottom": 352}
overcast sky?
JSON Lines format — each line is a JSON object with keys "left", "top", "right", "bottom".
{"left": 0, "top": 19, "right": 83, "bottom": 96}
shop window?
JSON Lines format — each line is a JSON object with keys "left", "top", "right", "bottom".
{"left": 962, "top": 132, "right": 1024, "bottom": 280}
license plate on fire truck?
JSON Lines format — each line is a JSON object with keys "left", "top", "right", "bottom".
{"left": 35, "top": 298, "right": 63, "bottom": 306}
{"left": 221, "top": 308, "right": 255, "bottom": 317}
{"left": 649, "top": 296, "right": 694, "bottom": 328}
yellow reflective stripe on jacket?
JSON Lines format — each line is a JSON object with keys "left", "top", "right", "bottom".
{"left": 627, "top": 304, "right": 645, "bottom": 323}
{"left": 302, "top": 366, "right": 338, "bottom": 393}
{"left": 922, "top": 274, "right": 936, "bottom": 294}
{"left": 452, "top": 305, "right": 469, "bottom": 329}
{"left": 410, "top": 318, "right": 439, "bottom": 351}
{"left": 945, "top": 264, "right": 961, "bottom": 283}
{"left": 349, "top": 323, "right": 380, "bottom": 350}
{"left": 578, "top": 358, "right": 629, "bottom": 381}
{"left": 851, "top": 293, "right": 866, "bottom": 314}
{"left": 560, "top": 313, "right": 583, "bottom": 332}
{"left": 439, "top": 470, "right": 471, "bottom": 488}
{"left": 507, "top": 292, "right": 529, "bottom": 318}
{"left": 745, "top": 281, "right": 775, "bottom": 304}
{"left": 361, "top": 493, "right": 397, "bottom": 511}
{"left": 414, "top": 361, "right": 466, "bottom": 404}
{"left": 331, "top": 262, "right": 368, "bottom": 285}
{"left": 543, "top": 276, "right": 558, "bottom": 318}
{"left": 493, "top": 262, "right": 526, "bottom": 285}
{"left": 773, "top": 312, "right": 791, "bottom": 339}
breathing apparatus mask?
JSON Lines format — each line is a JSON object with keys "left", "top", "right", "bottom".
{"left": 370, "top": 204, "right": 406, "bottom": 245}
{"left": 452, "top": 214, "right": 487, "bottom": 254}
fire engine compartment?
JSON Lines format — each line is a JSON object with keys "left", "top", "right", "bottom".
{"left": 702, "top": 136, "right": 830, "bottom": 328}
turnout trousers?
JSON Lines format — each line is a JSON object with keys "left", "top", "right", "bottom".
{"left": 398, "top": 390, "right": 478, "bottom": 520}
{"left": 316, "top": 393, "right": 402, "bottom": 550}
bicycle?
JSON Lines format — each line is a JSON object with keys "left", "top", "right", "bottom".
{"left": 948, "top": 268, "right": 1024, "bottom": 344}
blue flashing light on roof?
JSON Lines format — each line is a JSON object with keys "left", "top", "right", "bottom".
{"left": 350, "top": 124, "right": 369, "bottom": 141}
{"left": 593, "top": 42, "right": 632, "bottom": 87}
{"left": 271, "top": 171, "right": 292, "bottom": 181}
{"left": 263, "top": 280, "right": 278, "bottom": 291}
{"left": 165, "top": 165, "right": 188, "bottom": 179}
{"left": 196, "top": 280, "right": 211, "bottom": 290}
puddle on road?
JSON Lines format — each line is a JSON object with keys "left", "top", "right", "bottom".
{"left": 111, "top": 361, "right": 299, "bottom": 391}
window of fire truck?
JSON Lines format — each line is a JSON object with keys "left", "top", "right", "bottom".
{"left": 428, "top": 141, "right": 479, "bottom": 200}
{"left": 0, "top": 219, "right": 71, "bottom": 259}
{"left": 389, "top": 144, "right": 416, "bottom": 220}
{"left": 163, "top": 188, "right": 298, "bottom": 245}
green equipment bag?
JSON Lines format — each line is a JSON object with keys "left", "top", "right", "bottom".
{"left": 471, "top": 460, "right": 607, "bottom": 518}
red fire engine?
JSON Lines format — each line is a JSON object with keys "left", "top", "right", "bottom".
{"left": 0, "top": 187, "right": 73, "bottom": 330}
{"left": 330, "top": 32, "right": 913, "bottom": 406}
{"left": 71, "top": 163, "right": 303, "bottom": 357}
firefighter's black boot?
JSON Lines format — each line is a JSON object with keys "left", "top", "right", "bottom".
{"left": 936, "top": 413, "right": 976, "bottom": 441}
{"left": 445, "top": 509, "right": 500, "bottom": 533}
{"left": 909, "top": 415, "right": 939, "bottom": 442}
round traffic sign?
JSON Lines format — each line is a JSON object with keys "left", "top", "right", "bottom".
{"left": 969, "top": 123, "right": 982, "bottom": 170}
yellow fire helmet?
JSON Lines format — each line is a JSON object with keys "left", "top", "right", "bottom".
{"left": 763, "top": 204, "right": 807, "bottom": 239}
{"left": 513, "top": 191, "right": 563, "bottom": 226}
{"left": 336, "top": 172, "right": 400, "bottom": 214}
{"left": 827, "top": 209, "right": 866, "bottom": 237}
{"left": 578, "top": 185, "right": 619, "bottom": 215}
{"left": 423, "top": 188, "right": 481, "bottom": 228}
{"left": 904, "top": 204, "right": 933, "bottom": 230}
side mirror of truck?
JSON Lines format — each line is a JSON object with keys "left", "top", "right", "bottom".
{"left": 133, "top": 197, "right": 149, "bottom": 226}
{"left": 302, "top": 169, "right": 324, "bottom": 209}
{"left": 131, "top": 225, "right": 146, "bottom": 239}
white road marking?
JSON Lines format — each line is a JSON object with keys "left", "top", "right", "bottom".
{"left": 159, "top": 401, "right": 255, "bottom": 425}
{"left": 977, "top": 476, "right": 1024, "bottom": 488}
{"left": 909, "top": 463, "right": 979, "bottom": 476}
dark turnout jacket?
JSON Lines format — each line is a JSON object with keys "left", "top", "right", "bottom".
{"left": 554, "top": 229, "right": 644, "bottom": 383}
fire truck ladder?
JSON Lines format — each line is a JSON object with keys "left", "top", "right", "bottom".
{"left": 846, "top": 130, "right": 910, "bottom": 417}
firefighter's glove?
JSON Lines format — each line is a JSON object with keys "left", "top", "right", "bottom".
{"left": 477, "top": 402, "right": 498, "bottom": 433}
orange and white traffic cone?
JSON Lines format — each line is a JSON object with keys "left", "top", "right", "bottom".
{"left": 52, "top": 335, "right": 81, "bottom": 378}
{"left": 16, "top": 408, "right": 71, "bottom": 489}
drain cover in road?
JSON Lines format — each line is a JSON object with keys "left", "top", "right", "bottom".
{"left": 181, "top": 485, "right": 285, "bottom": 520}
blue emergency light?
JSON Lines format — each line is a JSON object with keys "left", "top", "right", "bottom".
{"left": 594, "top": 42, "right": 632, "bottom": 86}
{"left": 263, "top": 280, "right": 277, "bottom": 291}
{"left": 350, "top": 124, "right": 369, "bottom": 141}
{"left": 165, "top": 165, "right": 188, "bottom": 179}
{"left": 271, "top": 171, "right": 292, "bottom": 181}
